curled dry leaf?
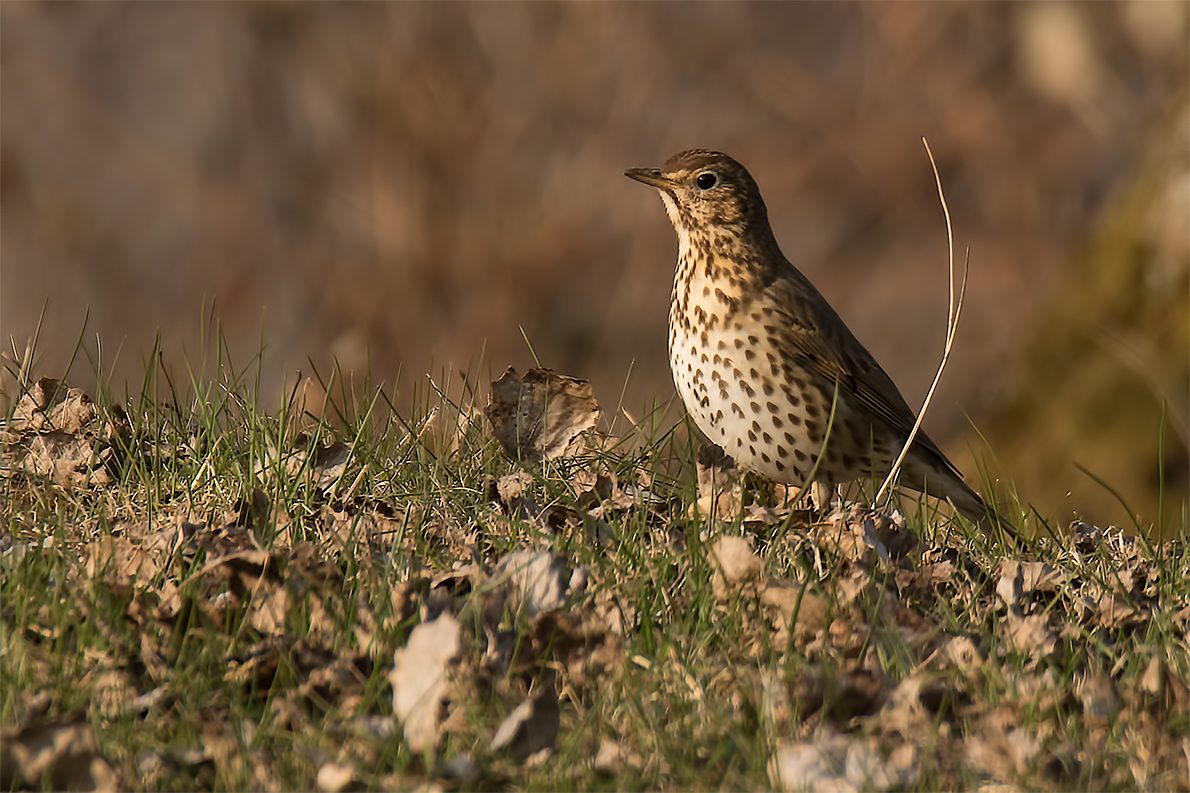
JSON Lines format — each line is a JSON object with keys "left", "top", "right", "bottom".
{"left": 4, "top": 380, "right": 131, "bottom": 488}
{"left": 492, "top": 550, "right": 587, "bottom": 620}
{"left": 769, "top": 726, "right": 919, "bottom": 793}
{"left": 0, "top": 713, "right": 119, "bottom": 792}
{"left": 594, "top": 738, "right": 643, "bottom": 774}
{"left": 963, "top": 706, "right": 1042, "bottom": 780}
{"left": 484, "top": 367, "right": 599, "bottom": 461}
{"left": 1006, "top": 612, "right": 1059, "bottom": 659}
{"left": 9, "top": 378, "right": 94, "bottom": 433}
{"left": 709, "top": 535, "right": 763, "bottom": 600}
{"left": 490, "top": 680, "right": 561, "bottom": 762}
{"left": 1077, "top": 672, "right": 1119, "bottom": 720}
{"left": 819, "top": 505, "right": 917, "bottom": 563}
{"left": 762, "top": 580, "right": 831, "bottom": 640}
{"left": 389, "top": 612, "right": 461, "bottom": 753}
{"left": 22, "top": 432, "right": 111, "bottom": 488}
{"left": 315, "top": 762, "right": 356, "bottom": 793}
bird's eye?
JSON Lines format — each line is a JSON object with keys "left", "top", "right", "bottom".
{"left": 696, "top": 172, "right": 717, "bottom": 190}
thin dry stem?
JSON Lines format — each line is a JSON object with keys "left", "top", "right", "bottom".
{"left": 876, "top": 138, "right": 969, "bottom": 506}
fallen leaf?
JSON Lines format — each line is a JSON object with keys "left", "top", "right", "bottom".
{"left": 769, "top": 726, "right": 918, "bottom": 793}
{"left": 316, "top": 762, "right": 356, "bottom": 792}
{"left": 490, "top": 680, "right": 561, "bottom": 761}
{"left": 709, "top": 535, "right": 763, "bottom": 600}
{"left": 594, "top": 738, "right": 643, "bottom": 774}
{"left": 389, "top": 612, "right": 461, "bottom": 753}
{"left": 762, "top": 579, "right": 831, "bottom": 639}
{"left": 0, "top": 712, "right": 119, "bottom": 792}
{"left": 492, "top": 550, "right": 586, "bottom": 620}
{"left": 484, "top": 367, "right": 599, "bottom": 461}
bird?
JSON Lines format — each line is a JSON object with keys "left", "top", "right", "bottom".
{"left": 625, "top": 149, "right": 1015, "bottom": 537}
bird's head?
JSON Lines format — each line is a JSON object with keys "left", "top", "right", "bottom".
{"left": 625, "top": 150, "right": 770, "bottom": 240}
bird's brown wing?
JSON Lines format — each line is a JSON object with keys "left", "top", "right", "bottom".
{"left": 766, "top": 278, "right": 958, "bottom": 469}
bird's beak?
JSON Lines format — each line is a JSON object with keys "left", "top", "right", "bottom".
{"left": 625, "top": 167, "right": 677, "bottom": 190}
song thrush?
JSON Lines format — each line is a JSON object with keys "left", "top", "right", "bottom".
{"left": 626, "top": 149, "right": 1013, "bottom": 535}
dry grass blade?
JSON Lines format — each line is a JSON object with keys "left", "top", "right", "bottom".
{"left": 876, "top": 138, "right": 969, "bottom": 506}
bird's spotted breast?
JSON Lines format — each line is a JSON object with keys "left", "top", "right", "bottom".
{"left": 668, "top": 264, "right": 841, "bottom": 485}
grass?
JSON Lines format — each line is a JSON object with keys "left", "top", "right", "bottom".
{"left": 2, "top": 332, "right": 1188, "bottom": 792}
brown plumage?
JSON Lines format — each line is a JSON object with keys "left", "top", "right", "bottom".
{"left": 626, "top": 149, "right": 1014, "bottom": 536}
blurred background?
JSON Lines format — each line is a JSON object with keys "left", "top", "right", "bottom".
{"left": 2, "top": 2, "right": 1186, "bottom": 535}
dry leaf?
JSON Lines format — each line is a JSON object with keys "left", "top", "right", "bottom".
{"left": 0, "top": 713, "right": 119, "bottom": 792}
{"left": 316, "top": 762, "right": 356, "bottom": 792}
{"left": 484, "top": 367, "right": 599, "bottom": 461}
{"left": 769, "top": 726, "right": 918, "bottom": 793}
{"left": 493, "top": 550, "right": 586, "bottom": 620}
{"left": 389, "top": 613, "right": 461, "bottom": 752}
{"left": 1077, "top": 673, "right": 1118, "bottom": 720}
{"left": 964, "top": 706, "right": 1041, "bottom": 780}
{"left": 762, "top": 580, "right": 830, "bottom": 639}
{"left": 1006, "top": 612, "right": 1058, "bottom": 658}
{"left": 593, "top": 738, "right": 643, "bottom": 774}
{"left": 709, "top": 536, "right": 763, "bottom": 600}
{"left": 490, "top": 680, "right": 561, "bottom": 761}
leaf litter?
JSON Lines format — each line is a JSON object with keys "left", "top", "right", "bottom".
{"left": 1, "top": 367, "right": 1188, "bottom": 790}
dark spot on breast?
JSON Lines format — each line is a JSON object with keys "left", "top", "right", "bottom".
{"left": 745, "top": 350, "right": 756, "bottom": 361}
{"left": 777, "top": 445, "right": 788, "bottom": 458}
{"left": 751, "top": 402, "right": 761, "bottom": 414}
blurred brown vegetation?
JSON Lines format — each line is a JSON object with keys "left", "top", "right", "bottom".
{"left": 2, "top": 2, "right": 1186, "bottom": 534}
